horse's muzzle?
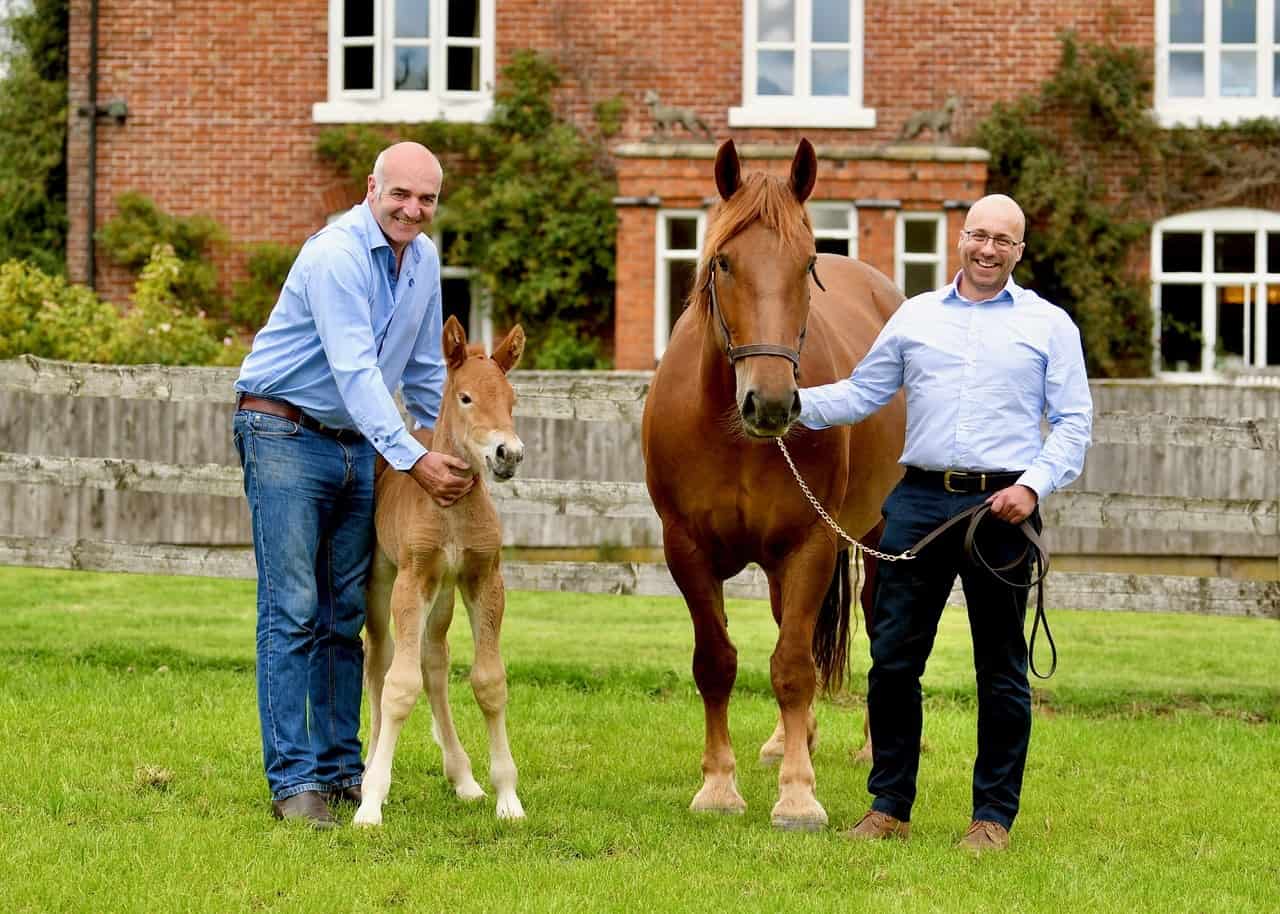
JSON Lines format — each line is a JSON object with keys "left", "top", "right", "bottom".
{"left": 740, "top": 388, "right": 802, "bottom": 437}
{"left": 487, "top": 440, "right": 524, "bottom": 481}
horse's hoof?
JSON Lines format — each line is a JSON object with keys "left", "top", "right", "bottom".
{"left": 758, "top": 746, "right": 784, "bottom": 768}
{"left": 496, "top": 794, "right": 525, "bottom": 820}
{"left": 851, "top": 744, "right": 873, "bottom": 765}
{"left": 352, "top": 805, "right": 382, "bottom": 828}
{"left": 454, "top": 779, "right": 486, "bottom": 802}
{"left": 690, "top": 784, "right": 747, "bottom": 815}
{"left": 771, "top": 812, "right": 827, "bottom": 832}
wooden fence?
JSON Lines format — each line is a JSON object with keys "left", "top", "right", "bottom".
{"left": 0, "top": 355, "right": 1277, "bottom": 619}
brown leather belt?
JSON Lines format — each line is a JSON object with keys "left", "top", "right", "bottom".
{"left": 236, "top": 394, "right": 363, "bottom": 443}
{"left": 904, "top": 466, "right": 1023, "bottom": 494}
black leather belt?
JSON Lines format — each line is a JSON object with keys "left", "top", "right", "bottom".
{"left": 236, "top": 394, "right": 363, "bottom": 443}
{"left": 904, "top": 466, "right": 1024, "bottom": 494}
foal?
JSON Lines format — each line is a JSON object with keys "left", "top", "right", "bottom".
{"left": 354, "top": 316, "right": 526, "bottom": 826}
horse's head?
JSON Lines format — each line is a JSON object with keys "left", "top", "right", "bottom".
{"left": 699, "top": 138, "right": 819, "bottom": 438}
{"left": 440, "top": 315, "right": 525, "bottom": 481}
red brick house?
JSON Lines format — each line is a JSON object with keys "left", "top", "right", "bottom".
{"left": 67, "top": 1, "right": 1280, "bottom": 374}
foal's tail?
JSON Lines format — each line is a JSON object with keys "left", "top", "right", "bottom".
{"left": 812, "top": 550, "right": 852, "bottom": 693}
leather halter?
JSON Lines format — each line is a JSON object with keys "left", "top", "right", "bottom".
{"left": 704, "top": 257, "right": 826, "bottom": 380}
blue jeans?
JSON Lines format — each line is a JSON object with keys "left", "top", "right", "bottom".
{"left": 866, "top": 476, "right": 1038, "bottom": 831}
{"left": 233, "top": 409, "right": 376, "bottom": 801}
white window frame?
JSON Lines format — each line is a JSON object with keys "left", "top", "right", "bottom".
{"left": 1152, "top": 208, "right": 1280, "bottom": 378}
{"left": 655, "top": 210, "right": 707, "bottom": 360}
{"left": 432, "top": 226, "right": 493, "bottom": 352}
{"left": 808, "top": 201, "right": 858, "bottom": 257}
{"left": 314, "top": 0, "right": 496, "bottom": 124}
{"left": 1155, "top": 0, "right": 1280, "bottom": 126}
{"left": 895, "top": 212, "right": 946, "bottom": 297}
{"left": 729, "top": 0, "right": 875, "bottom": 128}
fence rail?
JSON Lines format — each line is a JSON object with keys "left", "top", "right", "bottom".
{"left": 2, "top": 356, "right": 1277, "bottom": 619}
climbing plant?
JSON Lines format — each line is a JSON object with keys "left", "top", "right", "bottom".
{"left": 973, "top": 33, "right": 1280, "bottom": 377}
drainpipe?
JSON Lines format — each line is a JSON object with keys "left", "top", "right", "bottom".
{"left": 86, "top": 0, "right": 98, "bottom": 288}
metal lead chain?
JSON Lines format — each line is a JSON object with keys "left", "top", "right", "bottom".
{"left": 775, "top": 437, "right": 916, "bottom": 563}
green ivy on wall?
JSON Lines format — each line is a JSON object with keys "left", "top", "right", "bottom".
{"left": 973, "top": 33, "right": 1280, "bottom": 378}
{"left": 316, "top": 51, "right": 618, "bottom": 367}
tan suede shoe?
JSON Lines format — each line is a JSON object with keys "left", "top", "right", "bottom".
{"left": 841, "top": 809, "right": 911, "bottom": 841}
{"left": 958, "top": 819, "right": 1009, "bottom": 852}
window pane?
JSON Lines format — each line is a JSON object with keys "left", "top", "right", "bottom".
{"left": 344, "top": 0, "right": 374, "bottom": 37}
{"left": 1160, "top": 283, "right": 1203, "bottom": 372}
{"left": 668, "top": 260, "right": 697, "bottom": 332}
{"left": 1221, "top": 0, "right": 1256, "bottom": 43}
{"left": 1169, "top": 51, "right": 1205, "bottom": 96}
{"left": 343, "top": 46, "right": 375, "bottom": 90}
{"left": 1162, "top": 231, "right": 1202, "bottom": 271}
{"left": 904, "top": 219, "right": 938, "bottom": 255}
{"left": 1169, "top": 0, "right": 1204, "bottom": 42}
{"left": 1221, "top": 50, "right": 1257, "bottom": 96}
{"left": 447, "top": 45, "right": 479, "bottom": 91}
{"left": 1275, "top": 52, "right": 1280, "bottom": 97}
{"left": 442, "top": 276, "right": 472, "bottom": 333}
{"left": 665, "top": 217, "right": 698, "bottom": 251}
{"left": 1214, "top": 232, "right": 1255, "bottom": 272}
{"left": 396, "top": 0, "right": 429, "bottom": 38}
{"left": 1268, "top": 232, "right": 1280, "bottom": 271}
{"left": 1268, "top": 294, "right": 1280, "bottom": 365}
{"left": 394, "top": 47, "right": 429, "bottom": 90}
{"left": 812, "top": 50, "right": 849, "bottom": 96}
{"left": 816, "top": 237, "right": 849, "bottom": 256}
{"left": 758, "top": 50, "right": 794, "bottom": 95}
{"left": 812, "top": 0, "right": 849, "bottom": 42}
{"left": 1216, "top": 286, "right": 1248, "bottom": 369}
{"left": 758, "top": 0, "right": 795, "bottom": 42}
{"left": 904, "top": 263, "right": 937, "bottom": 298}
{"left": 810, "top": 206, "right": 848, "bottom": 231}
{"left": 448, "top": 0, "right": 480, "bottom": 38}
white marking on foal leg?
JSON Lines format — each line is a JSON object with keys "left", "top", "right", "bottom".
{"left": 423, "top": 589, "right": 485, "bottom": 802}
{"left": 464, "top": 574, "right": 523, "bottom": 819}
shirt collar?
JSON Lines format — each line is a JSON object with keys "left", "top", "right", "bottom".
{"left": 941, "top": 271, "right": 1019, "bottom": 306}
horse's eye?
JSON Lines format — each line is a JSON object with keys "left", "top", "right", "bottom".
{"left": 459, "top": 393, "right": 472, "bottom": 405}
{"left": 715, "top": 253, "right": 731, "bottom": 273}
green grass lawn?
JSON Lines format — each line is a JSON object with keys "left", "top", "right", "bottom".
{"left": 0, "top": 566, "right": 1277, "bottom": 913}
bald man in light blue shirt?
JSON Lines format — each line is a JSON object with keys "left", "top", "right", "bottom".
{"left": 802, "top": 195, "right": 1092, "bottom": 851}
{"left": 233, "top": 142, "right": 471, "bottom": 828}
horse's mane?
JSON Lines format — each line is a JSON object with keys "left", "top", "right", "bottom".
{"left": 687, "top": 173, "right": 815, "bottom": 317}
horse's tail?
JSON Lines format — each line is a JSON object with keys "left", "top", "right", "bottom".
{"left": 812, "top": 550, "right": 852, "bottom": 694}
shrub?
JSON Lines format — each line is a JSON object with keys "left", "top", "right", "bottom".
{"left": 229, "top": 242, "right": 296, "bottom": 328}
{"left": 530, "top": 321, "right": 611, "bottom": 370}
{"left": 0, "top": 258, "right": 119, "bottom": 362}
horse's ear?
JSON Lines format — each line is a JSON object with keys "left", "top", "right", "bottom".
{"left": 492, "top": 324, "right": 525, "bottom": 375}
{"left": 789, "top": 138, "right": 817, "bottom": 203}
{"left": 714, "top": 139, "right": 741, "bottom": 200}
{"left": 442, "top": 315, "right": 468, "bottom": 370}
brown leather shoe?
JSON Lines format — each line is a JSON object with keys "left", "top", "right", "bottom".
{"left": 958, "top": 819, "right": 1009, "bottom": 852}
{"left": 327, "top": 785, "right": 362, "bottom": 806}
{"left": 270, "top": 790, "right": 337, "bottom": 830}
{"left": 842, "top": 809, "right": 910, "bottom": 841}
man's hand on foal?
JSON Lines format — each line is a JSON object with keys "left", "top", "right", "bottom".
{"left": 410, "top": 450, "right": 474, "bottom": 506}
{"left": 986, "top": 484, "right": 1038, "bottom": 525}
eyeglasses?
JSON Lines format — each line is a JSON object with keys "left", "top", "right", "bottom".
{"left": 962, "top": 230, "right": 1023, "bottom": 251}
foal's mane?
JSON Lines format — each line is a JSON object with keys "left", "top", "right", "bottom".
{"left": 687, "top": 172, "right": 815, "bottom": 317}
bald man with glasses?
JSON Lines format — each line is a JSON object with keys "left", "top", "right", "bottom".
{"left": 796, "top": 194, "right": 1093, "bottom": 852}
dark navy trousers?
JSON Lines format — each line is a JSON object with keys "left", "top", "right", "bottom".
{"left": 866, "top": 475, "right": 1039, "bottom": 831}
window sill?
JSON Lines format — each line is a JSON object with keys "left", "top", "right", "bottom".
{"left": 313, "top": 96, "right": 494, "bottom": 124}
{"left": 728, "top": 100, "right": 876, "bottom": 129}
{"left": 1154, "top": 101, "right": 1280, "bottom": 128}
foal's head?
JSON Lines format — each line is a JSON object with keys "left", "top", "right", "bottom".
{"left": 441, "top": 315, "right": 525, "bottom": 481}
{"left": 694, "top": 139, "right": 819, "bottom": 438}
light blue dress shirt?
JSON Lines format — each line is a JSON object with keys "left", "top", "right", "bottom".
{"left": 235, "top": 201, "right": 445, "bottom": 471}
{"left": 797, "top": 275, "right": 1093, "bottom": 500}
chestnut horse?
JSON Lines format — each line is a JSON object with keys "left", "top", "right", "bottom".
{"left": 641, "top": 139, "right": 906, "bottom": 831}
{"left": 354, "top": 316, "right": 526, "bottom": 826}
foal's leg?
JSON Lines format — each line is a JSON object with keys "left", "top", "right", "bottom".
{"left": 421, "top": 585, "right": 486, "bottom": 803}
{"left": 363, "top": 548, "right": 397, "bottom": 762}
{"left": 767, "top": 540, "right": 838, "bottom": 831}
{"left": 461, "top": 563, "right": 524, "bottom": 820}
{"left": 353, "top": 566, "right": 434, "bottom": 827}
{"left": 666, "top": 525, "right": 744, "bottom": 814}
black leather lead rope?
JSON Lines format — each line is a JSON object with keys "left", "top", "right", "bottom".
{"left": 906, "top": 502, "right": 1057, "bottom": 679}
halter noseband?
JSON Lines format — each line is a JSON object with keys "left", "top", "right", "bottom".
{"left": 704, "top": 257, "right": 826, "bottom": 380}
